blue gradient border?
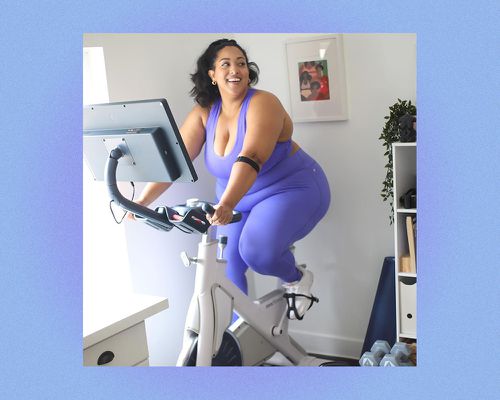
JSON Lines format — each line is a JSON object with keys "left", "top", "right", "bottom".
{"left": 1, "top": 1, "right": 497, "bottom": 399}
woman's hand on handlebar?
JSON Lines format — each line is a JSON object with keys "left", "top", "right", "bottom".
{"left": 206, "top": 203, "right": 234, "bottom": 226}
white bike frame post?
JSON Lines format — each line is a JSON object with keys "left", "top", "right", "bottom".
{"left": 177, "top": 226, "right": 309, "bottom": 366}
{"left": 177, "top": 229, "right": 233, "bottom": 366}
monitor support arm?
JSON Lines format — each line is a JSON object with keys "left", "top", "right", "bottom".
{"left": 105, "top": 147, "right": 174, "bottom": 231}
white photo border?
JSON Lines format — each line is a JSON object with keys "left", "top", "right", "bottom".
{"left": 286, "top": 34, "right": 348, "bottom": 122}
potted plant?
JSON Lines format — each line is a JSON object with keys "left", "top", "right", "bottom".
{"left": 379, "top": 99, "right": 417, "bottom": 224}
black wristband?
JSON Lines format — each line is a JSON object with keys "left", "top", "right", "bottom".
{"left": 235, "top": 156, "right": 260, "bottom": 173}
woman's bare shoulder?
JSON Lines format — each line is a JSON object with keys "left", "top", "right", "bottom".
{"left": 250, "top": 89, "right": 284, "bottom": 112}
{"left": 189, "top": 103, "right": 210, "bottom": 125}
{"left": 190, "top": 103, "right": 210, "bottom": 116}
{"left": 252, "top": 89, "right": 281, "bottom": 103}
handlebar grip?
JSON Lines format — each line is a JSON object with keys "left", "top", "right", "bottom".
{"left": 231, "top": 211, "right": 242, "bottom": 223}
{"left": 201, "top": 203, "right": 242, "bottom": 223}
{"left": 201, "top": 202, "right": 215, "bottom": 215}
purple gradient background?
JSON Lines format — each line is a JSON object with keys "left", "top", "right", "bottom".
{"left": 1, "top": 1, "right": 497, "bottom": 399}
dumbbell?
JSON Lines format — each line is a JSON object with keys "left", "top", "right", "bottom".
{"left": 379, "top": 342, "right": 414, "bottom": 366}
{"left": 359, "top": 340, "right": 391, "bottom": 366}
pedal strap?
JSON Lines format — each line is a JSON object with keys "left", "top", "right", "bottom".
{"left": 283, "top": 293, "right": 319, "bottom": 320}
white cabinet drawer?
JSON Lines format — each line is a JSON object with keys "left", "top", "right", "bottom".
{"left": 399, "top": 280, "right": 417, "bottom": 335}
{"left": 84, "top": 322, "right": 148, "bottom": 366}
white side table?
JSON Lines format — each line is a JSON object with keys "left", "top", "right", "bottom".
{"left": 83, "top": 293, "right": 168, "bottom": 366}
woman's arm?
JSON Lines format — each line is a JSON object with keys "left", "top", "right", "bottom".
{"left": 133, "top": 105, "right": 207, "bottom": 208}
{"left": 209, "top": 92, "right": 285, "bottom": 225}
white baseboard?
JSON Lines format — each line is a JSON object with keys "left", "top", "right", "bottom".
{"left": 289, "top": 328, "right": 363, "bottom": 360}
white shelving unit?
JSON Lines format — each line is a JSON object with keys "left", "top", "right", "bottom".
{"left": 392, "top": 143, "right": 417, "bottom": 342}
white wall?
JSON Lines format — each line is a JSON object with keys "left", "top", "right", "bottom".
{"left": 83, "top": 33, "right": 416, "bottom": 363}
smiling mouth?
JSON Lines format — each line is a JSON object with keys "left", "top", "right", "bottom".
{"left": 227, "top": 78, "right": 241, "bottom": 83}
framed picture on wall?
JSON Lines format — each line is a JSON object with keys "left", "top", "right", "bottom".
{"left": 286, "top": 35, "right": 348, "bottom": 122}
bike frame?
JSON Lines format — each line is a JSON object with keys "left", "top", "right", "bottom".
{"left": 176, "top": 228, "right": 309, "bottom": 366}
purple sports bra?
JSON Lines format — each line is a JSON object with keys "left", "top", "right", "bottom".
{"left": 204, "top": 89, "right": 292, "bottom": 180}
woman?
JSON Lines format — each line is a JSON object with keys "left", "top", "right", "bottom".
{"left": 130, "top": 39, "right": 331, "bottom": 320}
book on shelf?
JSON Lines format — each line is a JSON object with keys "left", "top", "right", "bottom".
{"left": 406, "top": 216, "right": 417, "bottom": 273}
{"left": 400, "top": 254, "right": 411, "bottom": 273}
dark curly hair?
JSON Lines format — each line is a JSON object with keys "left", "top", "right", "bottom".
{"left": 190, "top": 39, "right": 260, "bottom": 108}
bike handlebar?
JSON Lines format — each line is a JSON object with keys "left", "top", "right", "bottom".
{"left": 201, "top": 202, "right": 243, "bottom": 223}
{"left": 134, "top": 200, "right": 242, "bottom": 234}
{"left": 105, "top": 149, "right": 241, "bottom": 234}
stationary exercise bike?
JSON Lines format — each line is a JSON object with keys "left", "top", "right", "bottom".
{"left": 138, "top": 198, "right": 336, "bottom": 366}
{"left": 83, "top": 99, "right": 342, "bottom": 366}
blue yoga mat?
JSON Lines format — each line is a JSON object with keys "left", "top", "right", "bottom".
{"left": 361, "top": 256, "right": 396, "bottom": 355}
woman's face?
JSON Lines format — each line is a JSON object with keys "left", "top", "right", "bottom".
{"left": 209, "top": 46, "right": 250, "bottom": 98}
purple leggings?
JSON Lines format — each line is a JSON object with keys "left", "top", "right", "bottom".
{"left": 215, "top": 149, "right": 330, "bottom": 294}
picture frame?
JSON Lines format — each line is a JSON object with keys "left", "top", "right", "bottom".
{"left": 286, "top": 34, "right": 348, "bottom": 122}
